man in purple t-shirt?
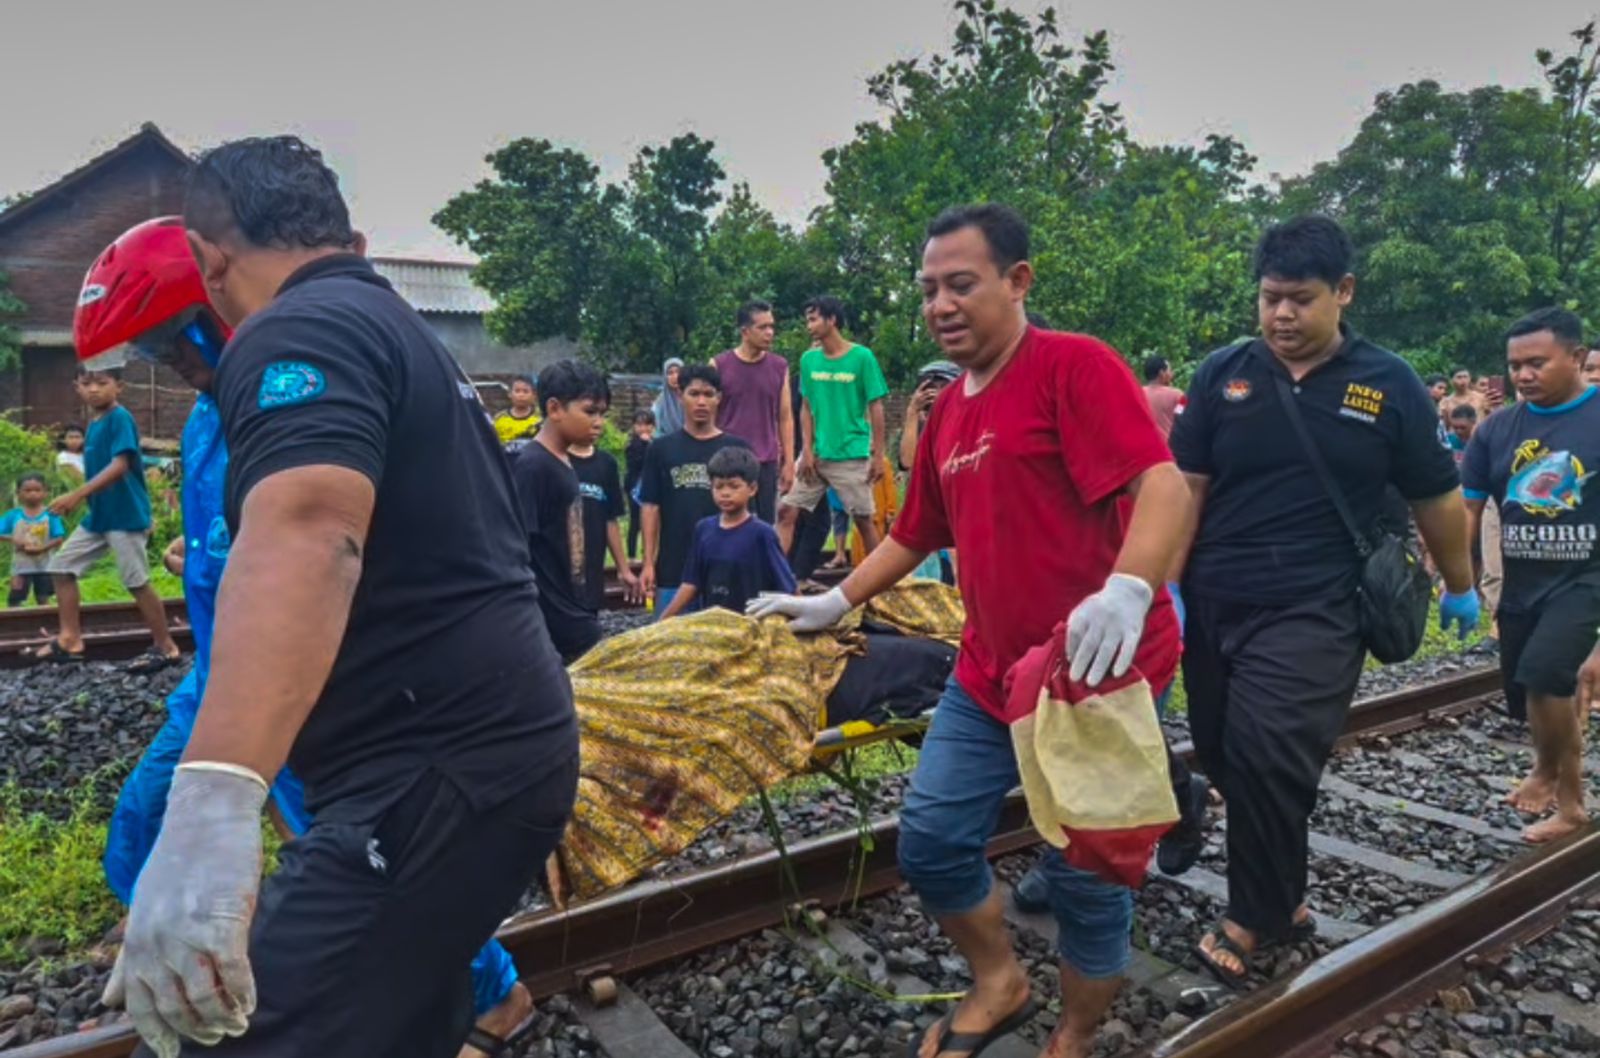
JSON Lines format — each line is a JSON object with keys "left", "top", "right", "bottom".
{"left": 713, "top": 299, "right": 794, "bottom": 522}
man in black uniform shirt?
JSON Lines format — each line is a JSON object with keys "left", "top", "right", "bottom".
{"left": 106, "top": 136, "right": 577, "bottom": 1058}
{"left": 1170, "top": 215, "right": 1477, "bottom": 987}
{"left": 512, "top": 359, "right": 612, "bottom": 660}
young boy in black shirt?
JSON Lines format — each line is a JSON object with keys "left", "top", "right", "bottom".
{"left": 660, "top": 446, "right": 794, "bottom": 618}
{"left": 570, "top": 400, "right": 642, "bottom": 609}
{"left": 512, "top": 359, "right": 610, "bottom": 660}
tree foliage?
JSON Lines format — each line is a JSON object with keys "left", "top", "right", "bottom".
{"left": 1280, "top": 22, "right": 1600, "bottom": 371}
{"left": 433, "top": 3, "right": 1600, "bottom": 386}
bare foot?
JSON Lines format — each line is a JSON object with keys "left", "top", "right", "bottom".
{"left": 1040, "top": 1021, "right": 1091, "bottom": 1058}
{"left": 457, "top": 982, "right": 533, "bottom": 1058}
{"left": 1523, "top": 810, "right": 1590, "bottom": 845}
{"left": 1197, "top": 918, "right": 1257, "bottom": 979}
{"left": 915, "top": 970, "right": 1032, "bottom": 1058}
{"left": 1506, "top": 772, "right": 1557, "bottom": 814}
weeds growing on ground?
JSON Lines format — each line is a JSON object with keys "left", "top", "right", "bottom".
{"left": 0, "top": 780, "right": 122, "bottom": 966}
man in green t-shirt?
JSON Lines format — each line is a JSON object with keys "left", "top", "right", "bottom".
{"left": 777, "top": 295, "right": 890, "bottom": 557}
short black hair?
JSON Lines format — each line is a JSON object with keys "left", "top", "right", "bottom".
{"left": 1506, "top": 306, "right": 1586, "bottom": 350}
{"left": 708, "top": 445, "right": 760, "bottom": 484}
{"left": 61, "top": 423, "right": 84, "bottom": 436}
{"left": 75, "top": 365, "right": 122, "bottom": 381}
{"left": 803, "top": 295, "right": 847, "bottom": 328}
{"left": 1142, "top": 356, "right": 1170, "bottom": 382}
{"left": 1450, "top": 365, "right": 1471, "bottom": 377}
{"left": 633, "top": 408, "right": 656, "bottom": 425}
{"left": 185, "top": 135, "right": 356, "bottom": 250}
{"left": 536, "top": 359, "right": 609, "bottom": 411}
{"left": 1425, "top": 374, "right": 1446, "bottom": 387}
{"left": 1253, "top": 215, "right": 1354, "bottom": 287}
{"left": 736, "top": 300, "right": 773, "bottom": 330}
{"left": 1448, "top": 404, "right": 1479, "bottom": 422}
{"left": 1025, "top": 311, "right": 1051, "bottom": 329}
{"left": 926, "top": 203, "right": 1031, "bottom": 273}
{"left": 679, "top": 363, "right": 722, "bottom": 393}
{"left": 510, "top": 375, "right": 537, "bottom": 391}
{"left": 16, "top": 472, "right": 46, "bottom": 490}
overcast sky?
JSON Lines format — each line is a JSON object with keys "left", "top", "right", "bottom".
{"left": 4, "top": 0, "right": 1595, "bottom": 259}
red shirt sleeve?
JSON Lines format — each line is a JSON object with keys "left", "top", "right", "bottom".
{"left": 891, "top": 397, "right": 953, "bottom": 554}
{"left": 1056, "top": 340, "right": 1174, "bottom": 505}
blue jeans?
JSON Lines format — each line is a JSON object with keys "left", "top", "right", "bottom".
{"left": 104, "top": 676, "right": 518, "bottom": 1017}
{"left": 898, "top": 676, "right": 1133, "bottom": 978}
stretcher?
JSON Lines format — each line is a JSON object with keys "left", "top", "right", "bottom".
{"left": 551, "top": 581, "right": 963, "bottom": 901}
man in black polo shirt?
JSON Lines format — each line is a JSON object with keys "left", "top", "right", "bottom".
{"left": 105, "top": 136, "right": 577, "bottom": 1058}
{"left": 1170, "top": 215, "right": 1477, "bottom": 986}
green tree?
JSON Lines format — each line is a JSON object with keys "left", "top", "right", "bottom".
{"left": 1279, "top": 22, "right": 1600, "bottom": 370}
{"left": 811, "top": 0, "right": 1258, "bottom": 384}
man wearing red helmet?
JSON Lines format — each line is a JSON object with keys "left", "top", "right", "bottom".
{"left": 104, "top": 137, "right": 576, "bottom": 1058}
{"left": 85, "top": 219, "right": 536, "bottom": 1058}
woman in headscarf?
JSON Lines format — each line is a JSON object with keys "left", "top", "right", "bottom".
{"left": 652, "top": 357, "right": 686, "bottom": 436}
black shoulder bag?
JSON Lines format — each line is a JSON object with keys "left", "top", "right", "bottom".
{"left": 1271, "top": 375, "right": 1431, "bottom": 663}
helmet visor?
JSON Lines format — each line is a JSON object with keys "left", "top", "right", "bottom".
{"left": 128, "top": 311, "right": 224, "bottom": 368}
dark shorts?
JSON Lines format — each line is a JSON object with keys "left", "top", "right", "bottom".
{"left": 146, "top": 753, "right": 579, "bottom": 1058}
{"left": 7, "top": 572, "right": 53, "bottom": 606}
{"left": 1499, "top": 583, "right": 1600, "bottom": 719}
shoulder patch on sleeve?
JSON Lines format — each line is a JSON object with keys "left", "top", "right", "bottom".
{"left": 258, "top": 361, "right": 327, "bottom": 410}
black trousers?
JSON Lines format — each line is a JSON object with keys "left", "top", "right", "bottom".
{"left": 626, "top": 496, "right": 642, "bottom": 558}
{"left": 754, "top": 460, "right": 779, "bottom": 524}
{"left": 147, "top": 753, "right": 579, "bottom": 1058}
{"left": 1182, "top": 590, "right": 1364, "bottom": 938}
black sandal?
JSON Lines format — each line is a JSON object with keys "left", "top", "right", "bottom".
{"left": 462, "top": 1012, "right": 536, "bottom": 1057}
{"left": 126, "top": 648, "right": 180, "bottom": 675}
{"left": 27, "top": 638, "right": 84, "bottom": 664}
{"left": 1196, "top": 923, "right": 1253, "bottom": 991}
{"left": 906, "top": 996, "right": 1038, "bottom": 1058}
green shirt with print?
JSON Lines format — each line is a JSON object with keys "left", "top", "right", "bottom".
{"left": 799, "top": 344, "right": 890, "bottom": 461}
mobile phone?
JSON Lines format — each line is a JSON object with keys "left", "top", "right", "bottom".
{"left": 1486, "top": 377, "right": 1506, "bottom": 402}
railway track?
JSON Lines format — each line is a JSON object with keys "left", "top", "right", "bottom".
{"left": 0, "top": 567, "right": 847, "bottom": 667}
{"left": 15, "top": 666, "right": 1600, "bottom": 1058}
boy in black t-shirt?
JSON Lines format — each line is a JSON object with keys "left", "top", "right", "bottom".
{"left": 512, "top": 359, "right": 611, "bottom": 660}
{"left": 570, "top": 400, "right": 642, "bottom": 609}
{"left": 624, "top": 409, "right": 655, "bottom": 558}
{"left": 638, "top": 364, "right": 752, "bottom": 615}
{"left": 1463, "top": 307, "right": 1600, "bottom": 844}
{"left": 660, "top": 446, "right": 794, "bottom": 618}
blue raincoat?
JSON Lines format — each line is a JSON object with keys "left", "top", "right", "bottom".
{"left": 102, "top": 395, "right": 517, "bottom": 1014}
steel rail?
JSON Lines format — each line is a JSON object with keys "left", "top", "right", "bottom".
{"left": 1, "top": 668, "right": 1505, "bottom": 1058}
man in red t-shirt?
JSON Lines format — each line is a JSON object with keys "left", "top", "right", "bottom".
{"left": 1141, "top": 355, "right": 1185, "bottom": 439}
{"left": 751, "top": 205, "right": 1190, "bottom": 1058}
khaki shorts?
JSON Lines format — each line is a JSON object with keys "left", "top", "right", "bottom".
{"left": 781, "top": 458, "right": 876, "bottom": 517}
{"left": 49, "top": 526, "right": 151, "bottom": 589}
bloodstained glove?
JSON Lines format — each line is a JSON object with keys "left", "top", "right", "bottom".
{"left": 1066, "top": 573, "right": 1154, "bottom": 687}
{"left": 746, "top": 586, "right": 853, "bottom": 633}
{"left": 103, "top": 762, "right": 268, "bottom": 1058}
{"left": 1438, "top": 588, "right": 1482, "bottom": 641}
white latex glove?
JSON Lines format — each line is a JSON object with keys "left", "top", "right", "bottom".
{"left": 103, "top": 762, "right": 268, "bottom": 1058}
{"left": 1065, "top": 573, "right": 1154, "bottom": 687}
{"left": 746, "top": 586, "right": 853, "bottom": 632}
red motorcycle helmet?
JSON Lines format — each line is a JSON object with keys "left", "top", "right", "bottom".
{"left": 74, "top": 216, "right": 228, "bottom": 369}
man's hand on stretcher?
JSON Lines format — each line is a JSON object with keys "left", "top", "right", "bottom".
{"left": 747, "top": 587, "right": 853, "bottom": 632}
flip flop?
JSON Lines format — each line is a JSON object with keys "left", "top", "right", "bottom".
{"left": 126, "top": 648, "right": 180, "bottom": 675}
{"left": 1195, "top": 923, "right": 1253, "bottom": 991}
{"left": 906, "top": 996, "right": 1038, "bottom": 1058}
{"left": 462, "top": 1011, "right": 536, "bottom": 1057}
{"left": 26, "top": 638, "right": 84, "bottom": 664}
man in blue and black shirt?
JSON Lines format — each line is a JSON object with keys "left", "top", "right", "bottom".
{"left": 1464, "top": 306, "right": 1600, "bottom": 845}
